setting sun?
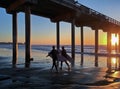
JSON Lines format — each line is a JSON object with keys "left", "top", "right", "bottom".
{"left": 111, "top": 57, "right": 117, "bottom": 64}
{"left": 111, "top": 34, "right": 119, "bottom": 46}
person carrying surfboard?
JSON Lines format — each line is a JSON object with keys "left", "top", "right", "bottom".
{"left": 47, "top": 46, "right": 58, "bottom": 73}
{"left": 60, "top": 46, "right": 71, "bottom": 70}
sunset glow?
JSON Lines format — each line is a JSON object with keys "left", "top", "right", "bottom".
{"left": 111, "top": 34, "right": 119, "bottom": 46}
{"left": 111, "top": 57, "right": 117, "bottom": 64}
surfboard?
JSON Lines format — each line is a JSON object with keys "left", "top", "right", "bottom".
{"left": 47, "top": 53, "right": 72, "bottom": 63}
{"left": 57, "top": 54, "right": 67, "bottom": 62}
{"left": 58, "top": 54, "right": 72, "bottom": 63}
{"left": 65, "top": 54, "right": 73, "bottom": 63}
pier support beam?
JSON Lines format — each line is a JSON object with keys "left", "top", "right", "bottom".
{"left": 119, "top": 33, "right": 120, "bottom": 69}
{"left": 71, "top": 19, "right": 75, "bottom": 67}
{"left": 119, "top": 57, "right": 120, "bottom": 70}
{"left": 56, "top": 22, "right": 60, "bottom": 50}
{"left": 25, "top": 5, "right": 31, "bottom": 68}
{"left": 107, "top": 32, "right": 111, "bottom": 71}
{"left": 115, "top": 34, "right": 118, "bottom": 52}
{"left": 95, "top": 29, "right": 98, "bottom": 67}
{"left": 80, "top": 26, "right": 84, "bottom": 66}
{"left": 12, "top": 12, "right": 18, "bottom": 68}
{"left": 107, "top": 32, "right": 111, "bottom": 54}
{"left": 119, "top": 33, "right": 120, "bottom": 53}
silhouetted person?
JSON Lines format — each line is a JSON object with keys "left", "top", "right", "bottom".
{"left": 60, "top": 46, "right": 70, "bottom": 70}
{"left": 47, "top": 46, "right": 58, "bottom": 72}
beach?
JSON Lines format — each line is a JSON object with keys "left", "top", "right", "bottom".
{"left": 0, "top": 44, "right": 120, "bottom": 88}
{"left": 1, "top": 67, "right": 120, "bottom": 89}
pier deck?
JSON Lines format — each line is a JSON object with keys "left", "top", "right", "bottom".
{"left": 0, "top": 0, "right": 120, "bottom": 32}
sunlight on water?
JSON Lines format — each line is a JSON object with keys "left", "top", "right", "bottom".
{"left": 0, "top": 49, "right": 12, "bottom": 57}
{"left": 0, "top": 44, "right": 111, "bottom": 68}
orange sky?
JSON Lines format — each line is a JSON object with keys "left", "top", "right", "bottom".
{"left": 31, "top": 26, "right": 107, "bottom": 45}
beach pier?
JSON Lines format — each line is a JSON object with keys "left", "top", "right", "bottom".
{"left": 0, "top": 0, "right": 120, "bottom": 68}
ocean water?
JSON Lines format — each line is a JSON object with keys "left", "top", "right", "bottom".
{"left": 0, "top": 44, "right": 110, "bottom": 69}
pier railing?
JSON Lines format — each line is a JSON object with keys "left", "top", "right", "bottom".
{"left": 51, "top": 0, "right": 120, "bottom": 26}
{"left": 75, "top": 1, "right": 120, "bottom": 26}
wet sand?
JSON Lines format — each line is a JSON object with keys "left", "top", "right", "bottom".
{"left": 0, "top": 67, "right": 120, "bottom": 89}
